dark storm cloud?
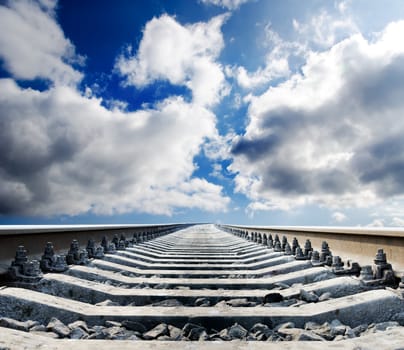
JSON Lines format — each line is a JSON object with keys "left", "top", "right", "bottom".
{"left": 231, "top": 134, "right": 280, "bottom": 161}
{"left": 352, "top": 136, "right": 404, "bottom": 196}
{"left": 230, "top": 23, "right": 404, "bottom": 209}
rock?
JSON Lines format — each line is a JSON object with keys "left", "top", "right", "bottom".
{"left": 182, "top": 323, "right": 208, "bottom": 340}
{"left": 374, "top": 321, "right": 399, "bottom": 331}
{"left": 218, "top": 328, "right": 231, "bottom": 340}
{"left": 263, "top": 293, "right": 283, "bottom": 303}
{"left": 29, "top": 325, "right": 46, "bottom": 332}
{"left": 0, "top": 318, "right": 38, "bottom": 332}
{"left": 352, "top": 324, "right": 368, "bottom": 337}
{"left": 194, "top": 297, "right": 210, "bottom": 306}
{"left": 25, "top": 320, "right": 39, "bottom": 329}
{"left": 102, "top": 326, "right": 132, "bottom": 340}
{"left": 330, "top": 319, "right": 346, "bottom": 337}
{"left": 300, "top": 289, "right": 319, "bottom": 302}
{"left": 297, "top": 330, "right": 326, "bottom": 341}
{"left": 68, "top": 320, "right": 90, "bottom": 333}
{"left": 228, "top": 323, "right": 248, "bottom": 339}
{"left": 175, "top": 286, "right": 190, "bottom": 290}
{"left": 305, "top": 321, "right": 321, "bottom": 330}
{"left": 88, "top": 326, "right": 107, "bottom": 340}
{"left": 311, "top": 322, "right": 334, "bottom": 340}
{"left": 143, "top": 323, "right": 169, "bottom": 339}
{"left": 187, "top": 325, "right": 207, "bottom": 340}
{"left": 318, "top": 292, "right": 332, "bottom": 301}
{"left": 104, "top": 320, "right": 122, "bottom": 328}
{"left": 215, "top": 300, "right": 228, "bottom": 307}
{"left": 69, "top": 327, "right": 88, "bottom": 339}
{"left": 157, "top": 335, "right": 172, "bottom": 340}
{"left": 334, "top": 335, "right": 345, "bottom": 341}
{"left": 152, "top": 299, "right": 183, "bottom": 307}
{"left": 95, "top": 299, "right": 119, "bottom": 306}
{"left": 275, "top": 322, "right": 295, "bottom": 331}
{"left": 392, "top": 312, "right": 404, "bottom": 326}
{"left": 331, "top": 325, "right": 346, "bottom": 337}
{"left": 345, "top": 326, "right": 356, "bottom": 338}
{"left": 46, "top": 318, "right": 71, "bottom": 338}
{"left": 250, "top": 323, "right": 272, "bottom": 333}
{"left": 121, "top": 320, "right": 147, "bottom": 333}
{"left": 168, "top": 325, "right": 182, "bottom": 340}
{"left": 277, "top": 327, "right": 325, "bottom": 341}
{"left": 226, "top": 298, "right": 256, "bottom": 307}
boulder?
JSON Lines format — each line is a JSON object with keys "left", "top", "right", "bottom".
{"left": 228, "top": 323, "right": 248, "bottom": 339}
{"left": 275, "top": 322, "right": 295, "bottom": 331}
{"left": 277, "top": 327, "right": 325, "bottom": 341}
{"left": 300, "top": 289, "right": 319, "bottom": 302}
{"left": 194, "top": 297, "right": 210, "bottom": 306}
{"left": 69, "top": 327, "right": 88, "bottom": 339}
{"left": 152, "top": 299, "right": 183, "bottom": 307}
{"left": 0, "top": 317, "right": 38, "bottom": 332}
{"left": 374, "top": 321, "right": 399, "bottom": 331}
{"left": 46, "top": 318, "right": 71, "bottom": 338}
{"left": 68, "top": 320, "right": 90, "bottom": 333}
{"left": 330, "top": 319, "right": 346, "bottom": 337}
{"left": 168, "top": 325, "right": 182, "bottom": 340}
{"left": 104, "top": 320, "right": 122, "bottom": 328}
{"left": 226, "top": 298, "right": 256, "bottom": 307}
{"left": 122, "top": 320, "right": 147, "bottom": 333}
{"left": 143, "top": 323, "right": 169, "bottom": 339}
{"left": 318, "top": 292, "right": 332, "bottom": 301}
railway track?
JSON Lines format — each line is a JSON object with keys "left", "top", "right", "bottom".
{"left": 0, "top": 224, "right": 404, "bottom": 349}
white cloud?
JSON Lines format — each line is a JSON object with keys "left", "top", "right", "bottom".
{"left": 229, "top": 21, "right": 404, "bottom": 214}
{"left": 115, "top": 14, "right": 230, "bottom": 106}
{"left": 200, "top": 0, "right": 252, "bottom": 10}
{"left": 231, "top": 25, "right": 302, "bottom": 89}
{"left": 0, "top": 2, "right": 230, "bottom": 217}
{"left": 0, "top": 0, "right": 83, "bottom": 86}
{"left": 366, "top": 219, "right": 385, "bottom": 227}
{"left": 232, "top": 6, "right": 358, "bottom": 91}
{"left": 0, "top": 79, "right": 230, "bottom": 216}
{"left": 332, "top": 211, "right": 347, "bottom": 223}
{"left": 391, "top": 217, "right": 404, "bottom": 227}
{"left": 293, "top": 9, "right": 358, "bottom": 48}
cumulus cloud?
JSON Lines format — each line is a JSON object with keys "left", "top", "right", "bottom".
{"left": 231, "top": 5, "right": 357, "bottom": 90}
{"left": 293, "top": 9, "right": 358, "bottom": 49}
{"left": 0, "top": 79, "right": 229, "bottom": 216}
{"left": 229, "top": 24, "right": 303, "bottom": 89}
{"left": 200, "top": 0, "right": 252, "bottom": 10}
{"left": 0, "top": 1, "right": 230, "bottom": 217}
{"left": 229, "top": 21, "right": 404, "bottom": 213}
{"left": 0, "top": 0, "right": 83, "bottom": 86}
{"left": 366, "top": 219, "right": 385, "bottom": 228}
{"left": 391, "top": 217, "right": 404, "bottom": 227}
{"left": 115, "top": 14, "right": 230, "bottom": 106}
{"left": 332, "top": 211, "right": 347, "bottom": 223}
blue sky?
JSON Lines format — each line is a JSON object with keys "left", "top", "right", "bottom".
{"left": 2, "top": 0, "right": 404, "bottom": 226}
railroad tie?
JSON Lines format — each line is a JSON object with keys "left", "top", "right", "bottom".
{"left": 1, "top": 224, "right": 404, "bottom": 349}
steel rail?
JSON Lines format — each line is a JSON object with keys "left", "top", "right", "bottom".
{"left": 218, "top": 224, "right": 404, "bottom": 276}
{"left": 0, "top": 223, "right": 191, "bottom": 277}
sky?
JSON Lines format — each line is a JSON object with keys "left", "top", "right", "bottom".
{"left": 1, "top": 0, "right": 404, "bottom": 227}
